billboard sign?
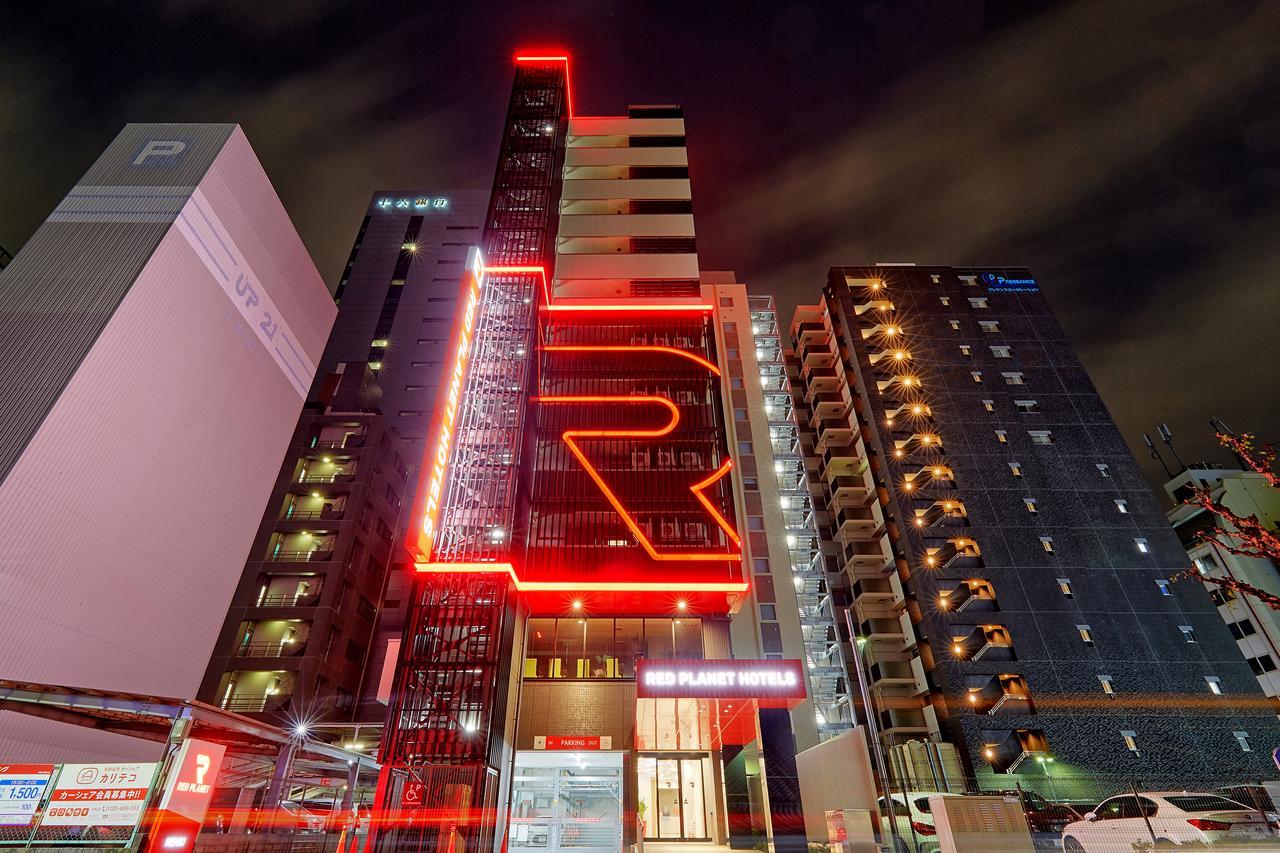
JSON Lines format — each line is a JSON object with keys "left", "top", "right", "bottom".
{"left": 636, "top": 659, "right": 807, "bottom": 700}
{"left": 0, "top": 764, "right": 55, "bottom": 826}
{"left": 534, "top": 736, "right": 613, "bottom": 750}
{"left": 980, "top": 272, "right": 1038, "bottom": 293}
{"left": 43, "top": 763, "right": 159, "bottom": 826}
{"left": 157, "top": 739, "right": 226, "bottom": 823}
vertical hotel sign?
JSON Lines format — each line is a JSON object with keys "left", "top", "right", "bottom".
{"left": 413, "top": 246, "right": 485, "bottom": 560}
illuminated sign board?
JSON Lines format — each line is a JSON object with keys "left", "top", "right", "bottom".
{"left": 43, "top": 762, "right": 159, "bottom": 826}
{"left": 534, "top": 736, "right": 613, "bottom": 750}
{"left": 0, "top": 764, "right": 55, "bottom": 826}
{"left": 414, "top": 247, "right": 485, "bottom": 559}
{"left": 376, "top": 196, "right": 449, "bottom": 211}
{"left": 636, "top": 659, "right": 806, "bottom": 700}
{"left": 157, "top": 739, "right": 226, "bottom": 823}
{"left": 980, "top": 272, "right": 1038, "bottom": 292}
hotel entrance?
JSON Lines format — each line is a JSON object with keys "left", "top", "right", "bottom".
{"left": 637, "top": 754, "right": 715, "bottom": 841}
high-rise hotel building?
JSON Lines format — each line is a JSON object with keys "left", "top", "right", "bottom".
{"left": 376, "top": 57, "right": 822, "bottom": 853}
{"left": 789, "top": 265, "right": 1280, "bottom": 792}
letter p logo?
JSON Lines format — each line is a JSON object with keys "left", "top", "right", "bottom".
{"left": 132, "top": 140, "right": 188, "bottom": 167}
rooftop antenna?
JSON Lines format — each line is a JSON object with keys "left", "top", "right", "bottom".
{"left": 1210, "top": 416, "right": 1249, "bottom": 469}
{"left": 1157, "top": 422, "right": 1186, "bottom": 473}
{"left": 1144, "top": 432, "right": 1175, "bottom": 478}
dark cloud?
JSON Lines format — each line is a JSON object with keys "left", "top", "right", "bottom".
{"left": 1, "top": 0, "right": 1277, "bottom": 495}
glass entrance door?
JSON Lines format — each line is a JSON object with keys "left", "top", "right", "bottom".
{"left": 637, "top": 754, "right": 711, "bottom": 841}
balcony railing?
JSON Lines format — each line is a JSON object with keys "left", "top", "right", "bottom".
{"left": 267, "top": 550, "right": 335, "bottom": 563}
{"left": 220, "top": 693, "right": 290, "bottom": 714}
{"left": 281, "top": 508, "right": 345, "bottom": 521}
{"left": 256, "top": 591, "right": 322, "bottom": 607}
{"left": 298, "top": 472, "right": 355, "bottom": 484}
{"left": 310, "top": 436, "right": 365, "bottom": 450}
{"left": 234, "top": 641, "right": 307, "bottom": 658}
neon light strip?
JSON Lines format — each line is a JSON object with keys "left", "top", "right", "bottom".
{"left": 690, "top": 459, "right": 742, "bottom": 547}
{"left": 414, "top": 561, "right": 749, "bottom": 592}
{"left": 542, "top": 344, "right": 722, "bottom": 376}
{"left": 538, "top": 394, "right": 742, "bottom": 562}
{"left": 485, "top": 263, "right": 549, "bottom": 306}
{"left": 514, "top": 55, "right": 573, "bottom": 118}
{"left": 542, "top": 303, "right": 714, "bottom": 313}
{"left": 415, "top": 249, "right": 485, "bottom": 558}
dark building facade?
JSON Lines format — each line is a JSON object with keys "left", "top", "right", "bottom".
{"left": 789, "top": 265, "right": 1280, "bottom": 793}
{"left": 197, "top": 191, "right": 487, "bottom": 736}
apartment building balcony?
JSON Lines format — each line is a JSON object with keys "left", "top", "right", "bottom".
{"left": 278, "top": 508, "right": 346, "bottom": 522}
{"left": 821, "top": 442, "right": 867, "bottom": 477}
{"left": 792, "top": 320, "right": 830, "bottom": 350}
{"left": 853, "top": 575, "right": 905, "bottom": 611}
{"left": 952, "top": 624, "right": 1015, "bottom": 662}
{"left": 868, "top": 659, "right": 927, "bottom": 697}
{"left": 810, "top": 409, "right": 853, "bottom": 436}
{"left": 828, "top": 472, "right": 875, "bottom": 510}
{"left": 254, "top": 590, "right": 322, "bottom": 608}
{"left": 852, "top": 299, "right": 894, "bottom": 317}
{"left": 922, "top": 538, "right": 982, "bottom": 571}
{"left": 878, "top": 707, "right": 932, "bottom": 738}
{"left": 298, "top": 471, "right": 356, "bottom": 484}
{"left": 938, "top": 579, "right": 998, "bottom": 614}
{"left": 902, "top": 465, "right": 956, "bottom": 492}
{"left": 801, "top": 362, "right": 839, "bottom": 387}
{"left": 266, "top": 549, "right": 335, "bottom": 563}
{"left": 967, "top": 674, "right": 1033, "bottom": 715}
{"left": 910, "top": 500, "right": 968, "bottom": 531}
{"left": 843, "top": 537, "right": 894, "bottom": 574}
{"left": 835, "top": 502, "right": 885, "bottom": 543}
{"left": 219, "top": 693, "right": 289, "bottom": 714}
{"left": 984, "top": 729, "right": 1051, "bottom": 774}
{"left": 859, "top": 617, "right": 904, "bottom": 643}
{"left": 816, "top": 426, "right": 861, "bottom": 458}
{"left": 308, "top": 436, "right": 365, "bottom": 451}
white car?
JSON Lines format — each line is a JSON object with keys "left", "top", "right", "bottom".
{"left": 877, "top": 791, "right": 964, "bottom": 853}
{"left": 1061, "top": 792, "right": 1275, "bottom": 851}
{"left": 279, "top": 800, "right": 326, "bottom": 833}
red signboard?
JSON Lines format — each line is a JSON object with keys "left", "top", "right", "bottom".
{"left": 401, "top": 781, "right": 425, "bottom": 808}
{"left": 157, "top": 739, "right": 226, "bottom": 823}
{"left": 536, "top": 736, "right": 612, "bottom": 751}
{"left": 636, "top": 659, "right": 807, "bottom": 701}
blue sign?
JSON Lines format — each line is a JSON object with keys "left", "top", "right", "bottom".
{"left": 376, "top": 196, "right": 449, "bottom": 211}
{"left": 980, "top": 272, "right": 1038, "bottom": 293}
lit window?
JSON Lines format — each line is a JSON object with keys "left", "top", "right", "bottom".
{"left": 939, "top": 296, "right": 950, "bottom": 306}
{"left": 1029, "top": 431, "right": 1053, "bottom": 444}
{"left": 971, "top": 371, "right": 984, "bottom": 384}
{"left": 1114, "top": 499, "right": 1128, "bottom": 513}
{"left": 990, "top": 345, "right": 1011, "bottom": 358}
{"left": 1096, "top": 463, "right": 1111, "bottom": 477}
{"left": 1009, "top": 461, "right": 1023, "bottom": 478}
{"left": 1205, "top": 676, "right": 1222, "bottom": 695}
{"left": 949, "top": 319, "right": 961, "bottom": 331}
{"left": 1040, "top": 536, "right": 1055, "bottom": 553}
{"left": 1155, "top": 579, "right": 1170, "bottom": 596}
{"left": 982, "top": 399, "right": 995, "bottom": 412}
{"left": 1077, "top": 624, "right": 1093, "bottom": 645}
{"left": 969, "top": 297, "right": 989, "bottom": 309}
{"left": 995, "top": 430, "right": 1008, "bottom": 444}
{"left": 1121, "top": 730, "right": 1139, "bottom": 754}
{"left": 959, "top": 275, "right": 977, "bottom": 287}
{"left": 1135, "top": 538, "right": 1149, "bottom": 554}
{"left": 1234, "top": 731, "right": 1252, "bottom": 752}
{"left": 370, "top": 338, "right": 389, "bottom": 347}
{"left": 1098, "top": 675, "right": 1115, "bottom": 696}
{"left": 1024, "top": 498, "right": 1038, "bottom": 514}
{"left": 1179, "top": 625, "right": 1196, "bottom": 643}
{"left": 931, "top": 275, "right": 941, "bottom": 284}
{"left": 1014, "top": 400, "right": 1039, "bottom": 413}
{"left": 1002, "top": 372, "right": 1024, "bottom": 385}
{"left": 959, "top": 344, "right": 972, "bottom": 357}
{"left": 1057, "top": 578, "right": 1073, "bottom": 597}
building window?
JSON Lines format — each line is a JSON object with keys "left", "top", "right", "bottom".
{"left": 759, "top": 604, "right": 777, "bottom": 620}
{"left": 1121, "top": 731, "right": 1140, "bottom": 755}
{"left": 1247, "top": 654, "right": 1277, "bottom": 675}
{"left": 959, "top": 275, "right": 977, "bottom": 287}
{"left": 968, "top": 297, "right": 989, "bottom": 309}
{"left": 1115, "top": 499, "right": 1128, "bottom": 513}
{"left": 719, "top": 296, "right": 734, "bottom": 307}
{"left": 1235, "top": 731, "right": 1252, "bottom": 752}
{"left": 1040, "top": 536, "right": 1055, "bottom": 553}
{"left": 1179, "top": 625, "right": 1196, "bottom": 643}
{"left": 1058, "top": 577, "right": 1073, "bottom": 597}
{"left": 731, "top": 377, "right": 745, "bottom": 389}
{"left": 990, "top": 345, "right": 1011, "bottom": 358}
{"left": 723, "top": 322, "right": 737, "bottom": 333}
{"left": 1029, "top": 431, "right": 1053, "bottom": 444}
{"left": 1024, "top": 498, "right": 1038, "bottom": 514}
{"left": 1096, "top": 463, "right": 1111, "bottom": 477}
{"left": 949, "top": 319, "right": 961, "bottom": 331}
{"left": 747, "top": 516, "right": 765, "bottom": 531}
{"left": 995, "top": 430, "right": 1008, "bottom": 444}
{"left": 1003, "top": 372, "right": 1025, "bottom": 385}
{"left": 1098, "top": 675, "right": 1115, "bottom": 697}
{"left": 1228, "top": 618, "right": 1256, "bottom": 640}
{"left": 979, "top": 320, "right": 1000, "bottom": 333}
{"left": 1205, "top": 676, "right": 1223, "bottom": 695}
{"left": 1077, "top": 624, "right": 1093, "bottom": 645}
{"left": 939, "top": 296, "right": 950, "bottom": 306}
{"left": 1009, "top": 461, "right": 1023, "bottom": 477}
{"left": 931, "top": 274, "right": 941, "bottom": 284}
{"left": 983, "top": 399, "right": 995, "bottom": 412}
{"left": 960, "top": 344, "right": 972, "bottom": 357}
{"left": 737, "top": 441, "right": 753, "bottom": 455}
{"left": 971, "top": 371, "right": 984, "bottom": 384}
{"left": 1134, "top": 538, "right": 1149, "bottom": 553}
{"left": 1015, "top": 400, "right": 1039, "bottom": 413}
{"left": 753, "top": 558, "right": 770, "bottom": 574}
{"left": 743, "top": 476, "right": 759, "bottom": 490}
{"left": 1155, "top": 579, "right": 1171, "bottom": 596}
{"left": 734, "top": 408, "right": 749, "bottom": 421}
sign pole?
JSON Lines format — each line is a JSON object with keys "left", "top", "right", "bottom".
{"left": 24, "top": 763, "right": 64, "bottom": 848}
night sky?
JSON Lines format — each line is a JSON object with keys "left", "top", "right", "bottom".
{"left": 3, "top": 1, "right": 1278, "bottom": 496}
